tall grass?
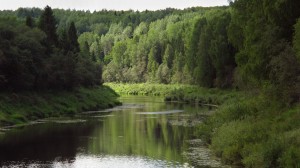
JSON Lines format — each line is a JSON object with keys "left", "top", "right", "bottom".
{"left": 105, "top": 83, "right": 243, "bottom": 105}
{"left": 105, "top": 83, "right": 189, "bottom": 96}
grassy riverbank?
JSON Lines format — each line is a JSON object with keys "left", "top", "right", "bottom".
{"left": 0, "top": 86, "right": 120, "bottom": 127}
{"left": 105, "top": 83, "right": 243, "bottom": 105}
{"left": 199, "top": 97, "right": 300, "bottom": 167}
{"left": 105, "top": 82, "right": 192, "bottom": 96}
{"left": 107, "top": 83, "right": 300, "bottom": 167}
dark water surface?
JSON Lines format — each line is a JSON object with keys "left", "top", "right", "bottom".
{"left": 0, "top": 96, "right": 213, "bottom": 168}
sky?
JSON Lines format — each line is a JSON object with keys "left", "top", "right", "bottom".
{"left": 0, "top": 0, "right": 229, "bottom": 11}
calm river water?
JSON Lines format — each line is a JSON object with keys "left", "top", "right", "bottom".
{"left": 0, "top": 96, "right": 219, "bottom": 168}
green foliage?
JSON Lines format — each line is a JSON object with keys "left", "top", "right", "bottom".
{"left": 199, "top": 95, "right": 300, "bottom": 167}
{"left": 105, "top": 83, "right": 184, "bottom": 96}
{"left": 147, "top": 47, "right": 159, "bottom": 82}
{"left": 106, "top": 83, "right": 240, "bottom": 105}
{"left": 1, "top": 4, "right": 299, "bottom": 102}
{"left": 268, "top": 43, "right": 300, "bottom": 104}
{"left": 25, "top": 16, "right": 34, "bottom": 28}
{"left": 279, "top": 142, "right": 300, "bottom": 167}
{"left": 207, "top": 10, "right": 235, "bottom": 88}
{"left": 163, "top": 44, "right": 173, "bottom": 69}
{"left": 38, "top": 6, "right": 58, "bottom": 50}
{"left": 196, "top": 25, "right": 215, "bottom": 87}
{"left": 294, "top": 18, "right": 300, "bottom": 62}
{"left": 4, "top": 7, "right": 228, "bottom": 88}
{"left": 100, "top": 8, "right": 235, "bottom": 88}
{"left": 0, "top": 17, "right": 46, "bottom": 90}
{"left": 225, "top": 0, "right": 300, "bottom": 106}
{"left": 0, "top": 6, "right": 107, "bottom": 91}
{"left": 47, "top": 51, "right": 77, "bottom": 89}
{"left": 1, "top": 5, "right": 300, "bottom": 167}
{"left": 68, "top": 22, "right": 80, "bottom": 52}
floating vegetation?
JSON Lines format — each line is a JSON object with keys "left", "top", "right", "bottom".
{"left": 145, "top": 116, "right": 158, "bottom": 119}
{"left": 92, "top": 115, "right": 115, "bottom": 118}
{"left": 28, "top": 120, "right": 47, "bottom": 125}
{"left": 168, "top": 119, "right": 202, "bottom": 127}
{"left": 177, "top": 114, "right": 192, "bottom": 117}
{"left": 40, "top": 119, "right": 87, "bottom": 124}
{"left": 82, "top": 104, "right": 144, "bottom": 114}
{"left": 0, "top": 120, "right": 47, "bottom": 132}
{"left": 54, "top": 119, "right": 86, "bottom": 124}
{"left": 136, "top": 110, "right": 184, "bottom": 115}
{"left": 167, "top": 114, "right": 205, "bottom": 127}
{"left": 0, "top": 128, "right": 11, "bottom": 132}
{"left": 183, "top": 139, "right": 227, "bottom": 168}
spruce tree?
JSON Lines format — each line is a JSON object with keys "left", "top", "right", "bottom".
{"left": 38, "top": 6, "right": 58, "bottom": 49}
{"left": 68, "top": 22, "right": 80, "bottom": 52}
{"left": 58, "top": 29, "right": 69, "bottom": 52}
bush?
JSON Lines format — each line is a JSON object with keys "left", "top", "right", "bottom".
{"left": 211, "top": 118, "right": 269, "bottom": 166}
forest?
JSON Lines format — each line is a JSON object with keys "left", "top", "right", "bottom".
{"left": 1, "top": 1, "right": 299, "bottom": 104}
{"left": 0, "top": 6, "right": 102, "bottom": 91}
{"left": 0, "top": 0, "right": 300, "bottom": 167}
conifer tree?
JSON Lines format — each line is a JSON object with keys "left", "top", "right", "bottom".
{"left": 58, "top": 29, "right": 69, "bottom": 51}
{"left": 68, "top": 22, "right": 80, "bottom": 52}
{"left": 38, "top": 5, "right": 58, "bottom": 52}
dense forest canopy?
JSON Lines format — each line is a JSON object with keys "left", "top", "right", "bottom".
{"left": 0, "top": 6, "right": 102, "bottom": 91}
{"left": 0, "top": 0, "right": 299, "bottom": 103}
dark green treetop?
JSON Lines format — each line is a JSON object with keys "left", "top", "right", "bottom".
{"left": 68, "top": 21, "right": 80, "bottom": 52}
{"left": 38, "top": 5, "right": 58, "bottom": 49}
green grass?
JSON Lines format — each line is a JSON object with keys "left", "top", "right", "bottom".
{"left": 105, "top": 83, "right": 188, "bottom": 96}
{"left": 105, "top": 82, "right": 243, "bottom": 105}
{"left": 0, "top": 85, "right": 121, "bottom": 127}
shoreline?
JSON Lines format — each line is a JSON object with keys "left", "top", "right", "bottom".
{"left": 0, "top": 86, "right": 121, "bottom": 128}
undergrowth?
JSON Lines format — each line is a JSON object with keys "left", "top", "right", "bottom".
{"left": 198, "top": 96, "right": 300, "bottom": 167}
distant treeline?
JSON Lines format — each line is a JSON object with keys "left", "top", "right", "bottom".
{"left": 1, "top": 0, "right": 300, "bottom": 103}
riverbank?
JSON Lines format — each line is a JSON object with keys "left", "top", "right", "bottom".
{"left": 199, "top": 96, "right": 300, "bottom": 167}
{"left": 0, "top": 86, "right": 121, "bottom": 127}
{"left": 105, "top": 83, "right": 243, "bottom": 105}
{"left": 106, "top": 83, "right": 300, "bottom": 167}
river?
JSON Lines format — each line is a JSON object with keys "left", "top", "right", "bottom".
{"left": 0, "top": 96, "right": 222, "bottom": 168}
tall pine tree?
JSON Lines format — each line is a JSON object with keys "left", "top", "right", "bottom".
{"left": 38, "top": 5, "right": 58, "bottom": 52}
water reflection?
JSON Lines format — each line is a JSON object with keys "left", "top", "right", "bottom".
{"left": 0, "top": 96, "right": 207, "bottom": 167}
{"left": 0, "top": 121, "right": 97, "bottom": 164}
{"left": 136, "top": 109, "right": 184, "bottom": 115}
{"left": 3, "top": 155, "right": 188, "bottom": 168}
{"left": 86, "top": 105, "right": 190, "bottom": 162}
